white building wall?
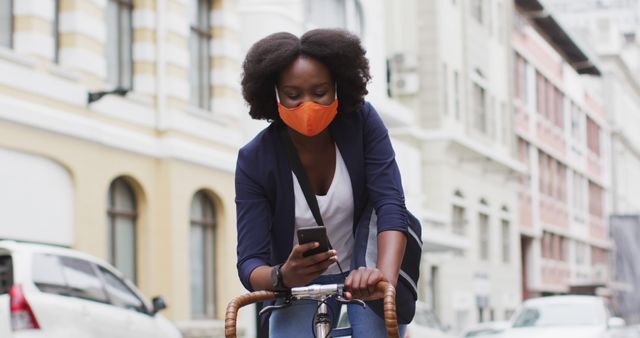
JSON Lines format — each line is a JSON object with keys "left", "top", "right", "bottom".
{"left": 0, "top": 147, "right": 74, "bottom": 246}
{"left": 387, "top": 0, "right": 522, "bottom": 333}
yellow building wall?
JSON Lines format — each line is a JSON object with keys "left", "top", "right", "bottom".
{"left": 0, "top": 119, "right": 240, "bottom": 321}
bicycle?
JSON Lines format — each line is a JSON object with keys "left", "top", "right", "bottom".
{"left": 225, "top": 281, "right": 400, "bottom": 338}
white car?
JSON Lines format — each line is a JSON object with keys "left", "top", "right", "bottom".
{"left": 504, "top": 295, "right": 626, "bottom": 338}
{"left": 0, "top": 240, "right": 182, "bottom": 338}
{"left": 406, "top": 302, "right": 455, "bottom": 338}
{"left": 462, "top": 321, "right": 511, "bottom": 337}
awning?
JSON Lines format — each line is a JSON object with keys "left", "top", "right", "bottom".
{"left": 515, "top": 0, "right": 602, "bottom": 76}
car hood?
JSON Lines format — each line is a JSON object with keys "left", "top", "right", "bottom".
{"left": 503, "top": 326, "right": 605, "bottom": 338}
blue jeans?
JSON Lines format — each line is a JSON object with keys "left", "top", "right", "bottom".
{"left": 269, "top": 273, "right": 408, "bottom": 338}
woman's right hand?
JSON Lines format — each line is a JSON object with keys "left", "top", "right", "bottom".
{"left": 281, "top": 242, "right": 338, "bottom": 288}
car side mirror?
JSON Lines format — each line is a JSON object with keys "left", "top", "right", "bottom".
{"left": 608, "top": 317, "right": 626, "bottom": 329}
{"left": 151, "top": 296, "right": 167, "bottom": 315}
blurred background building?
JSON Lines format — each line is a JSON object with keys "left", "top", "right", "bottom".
{"left": 385, "top": 0, "right": 523, "bottom": 331}
{"left": 0, "top": 0, "right": 638, "bottom": 337}
{"left": 546, "top": 0, "right": 640, "bottom": 325}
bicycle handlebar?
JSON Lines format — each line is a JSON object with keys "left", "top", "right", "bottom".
{"left": 224, "top": 281, "right": 399, "bottom": 338}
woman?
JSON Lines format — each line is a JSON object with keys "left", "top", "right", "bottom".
{"left": 235, "top": 29, "right": 411, "bottom": 337}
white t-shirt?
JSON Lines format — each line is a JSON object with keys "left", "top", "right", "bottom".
{"left": 292, "top": 145, "right": 354, "bottom": 275}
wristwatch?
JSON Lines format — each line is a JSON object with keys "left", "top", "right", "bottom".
{"left": 271, "top": 264, "right": 286, "bottom": 290}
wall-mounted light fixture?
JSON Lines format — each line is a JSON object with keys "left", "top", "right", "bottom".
{"left": 87, "top": 87, "right": 130, "bottom": 104}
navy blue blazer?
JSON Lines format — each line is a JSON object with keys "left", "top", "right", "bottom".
{"left": 235, "top": 101, "right": 409, "bottom": 291}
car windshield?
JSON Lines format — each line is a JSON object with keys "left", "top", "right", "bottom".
{"left": 512, "top": 301, "right": 606, "bottom": 328}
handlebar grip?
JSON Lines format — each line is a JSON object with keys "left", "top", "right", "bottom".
{"left": 375, "top": 281, "right": 399, "bottom": 338}
{"left": 225, "top": 290, "right": 277, "bottom": 338}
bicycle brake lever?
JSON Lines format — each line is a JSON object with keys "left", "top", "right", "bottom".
{"left": 258, "top": 299, "right": 293, "bottom": 317}
{"left": 335, "top": 296, "right": 366, "bottom": 308}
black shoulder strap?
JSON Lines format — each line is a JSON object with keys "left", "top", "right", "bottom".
{"left": 279, "top": 126, "right": 324, "bottom": 227}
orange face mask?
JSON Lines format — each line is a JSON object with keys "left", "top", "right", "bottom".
{"left": 276, "top": 87, "right": 338, "bottom": 137}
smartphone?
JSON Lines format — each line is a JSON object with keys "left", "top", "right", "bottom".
{"left": 296, "top": 226, "right": 331, "bottom": 257}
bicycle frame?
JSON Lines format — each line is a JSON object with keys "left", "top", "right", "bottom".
{"left": 290, "top": 284, "right": 347, "bottom": 337}
{"left": 224, "top": 281, "right": 399, "bottom": 338}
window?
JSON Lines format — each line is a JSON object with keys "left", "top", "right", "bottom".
{"left": 471, "top": 0, "right": 483, "bottom": 23}
{"left": 538, "top": 152, "right": 546, "bottom": 195}
{"left": 32, "top": 254, "right": 68, "bottom": 295}
{"left": 546, "top": 82, "right": 554, "bottom": 121}
{"left": 588, "top": 181, "right": 603, "bottom": 218}
{"left": 541, "top": 232, "right": 549, "bottom": 258}
{"left": 305, "top": 0, "right": 365, "bottom": 36}
{"left": 107, "top": 178, "right": 137, "bottom": 283}
{"left": 536, "top": 72, "right": 545, "bottom": 117}
{"left": 306, "top": 0, "right": 346, "bottom": 29}
{"left": 479, "top": 213, "right": 490, "bottom": 261}
{"left": 442, "top": 63, "right": 448, "bottom": 115}
{"left": 454, "top": 71, "right": 461, "bottom": 120}
{"left": 473, "top": 83, "right": 487, "bottom": 133}
{"left": 106, "top": 0, "right": 133, "bottom": 89}
{"left": 190, "top": 191, "right": 216, "bottom": 318}
{"left": 489, "top": 96, "right": 496, "bottom": 138}
{"left": 501, "top": 220, "right": 510, "bottom": 263}
{"left": 452, "top": 205, "right": 466, "bottom": 235}
{"left": 53, "top": 0, "right": 60, "bottom": 62}
{"left": 0, "top": 0, "right": 12, "bottom": 48}
{"left": 0, "top": 255, "right": 11, "bottom": 294}
{"left": 587, "top": 117, "right": 601, "bottom": 155}
{"left": 515, "top": 54, "right": 526, "bottom": 103}
{"left": 60, "top": 256, "right": 109, "bottom": 303}
{"left": 557, "top": 163, "right": 565, "bottom": 201}
{"left": 189, "top": 0, "right": 212, "bottom": 110}
{"left": 98, "top": 266, "right": 146, "bottom": 313}
{"left": 571, "top": 104, "right": 582, "bottom": 142}
{"left": 554, "top": 88, "right": 564, "bottom": 128}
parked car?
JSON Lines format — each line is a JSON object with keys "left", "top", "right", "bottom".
{"left": 0, "top": 240, "right": 182, "bottom": 338}
{"left": 462, "top": 321, "right": 510, "bottom": 337}
{"left": 406, "top": 302, "right": 455, "bottom": 338}
{"left": 504, "top": 295, "right": 626, "bottom": 338}
{"left": 334, "top": 301, "right": 453, "bottom": 338}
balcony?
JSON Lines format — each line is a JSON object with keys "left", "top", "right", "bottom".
{"left": 539, "top": 195, "right": 569, "bottom": 231}
{"left": 541, "top": 259, "right": 571, "bottom": 291}
{"left": 536, "top": 118, "right": 566, "bottom": 158}
{"left": 420, "top": 211, "right": 471, "bottom": 253}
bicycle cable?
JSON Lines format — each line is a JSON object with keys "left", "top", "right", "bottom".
{"left": 311, "top": 297, "right": 335, "bottom": 338}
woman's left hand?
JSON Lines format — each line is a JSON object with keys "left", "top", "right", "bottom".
{"left": 344, "top": 267, "right": 387, "bottom": 301}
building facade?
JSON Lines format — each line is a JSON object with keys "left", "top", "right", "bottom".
{"left": 0, "top": 0, "right": 249, "bottom": 337}
{"left": 1, "top": 0, "right": 437, "bottom": 337}
{"left": 512, "top": 0, "right": 612, "bottom": 300}
{"left": 546, "top": 0, "right": 640, "bottom": 322}
{"left": 548, "top": 0, "right": 640, "bottom": 220}
{"left": 384, "top": 0, "right": 523, "bottom": 333}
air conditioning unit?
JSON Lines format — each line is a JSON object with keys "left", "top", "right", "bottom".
{"left": 388, "top": 52, "right": 420, "bottom": 96}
